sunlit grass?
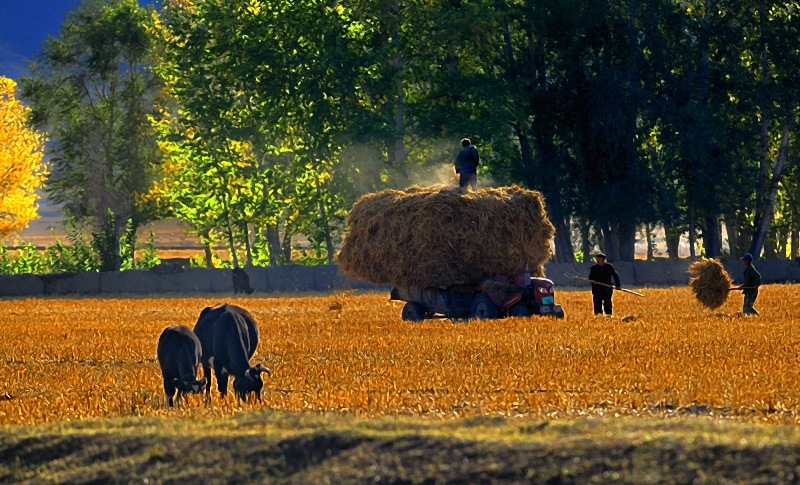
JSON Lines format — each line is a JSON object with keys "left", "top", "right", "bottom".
{"left": 0, "top": 285, "right": 798, "bottom": 426}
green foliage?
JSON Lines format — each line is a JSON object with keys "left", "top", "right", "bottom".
{"left": 92, "top": 210, "right": 118, "bottom": 272}
{"left": 136, "top": 226, "right": 161, "bottom": 269}
{"left": 22, "top": 0, "right": 797, "bottom": 269}
{"left": 19, "top": 0, "right": 161, "bottom": 272}
{"left": 119, "top": 218, "right": 137, "bottom": 271}
{"left": 0, "top": 218, "right": 100, "bottom": 275}
{"left": 0, "top": 243, "right": 44, "bottom": 275}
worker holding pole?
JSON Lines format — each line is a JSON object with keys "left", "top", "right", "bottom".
{"left": 735, "top": 253, "right": 762, "bottom": 315}
{"left": 589, "top": 253, "right": 621, "bottom": 316}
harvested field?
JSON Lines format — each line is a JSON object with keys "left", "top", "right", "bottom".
{"left": 0, "top": 285, "right": 798, "bottom": 427}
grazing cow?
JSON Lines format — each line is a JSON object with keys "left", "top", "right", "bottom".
{"left": 232, "top": 268, "right": 255, "bottom": 294}
{"left": 233, "top": 364, "right": 271, "bottom": 402}
{"left": 193, "top": 303, "right": 269, "bottom": 401}
{"left": 156, "top": 325, "right": 206, "bottom": 407}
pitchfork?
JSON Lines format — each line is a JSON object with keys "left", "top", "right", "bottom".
{"left": 564, "top": 269, "right": 645, "bottom": 297}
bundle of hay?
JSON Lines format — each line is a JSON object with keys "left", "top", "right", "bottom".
{"left": 337, "top": 185, "right": 555, "bottom": 289}
{"left": 688, "top": 259, "right": 733, "bottom": 309}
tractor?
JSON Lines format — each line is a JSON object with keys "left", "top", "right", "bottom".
{"left": 391, "top": 272, "right": 565, "bottom": 321}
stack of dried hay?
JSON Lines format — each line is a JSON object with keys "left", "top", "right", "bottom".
{"left": 688, "top": 259, "right": 733, "bottom": 309}
{"left": 337, "top": 185, "right": 555, "bottom": 289}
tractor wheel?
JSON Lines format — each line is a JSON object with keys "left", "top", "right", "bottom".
{"left": 509, "top": 304, "right": 530, "bottom": 317}
{"left": 401, "top": 302, "right": 425, "bottom": 322}
{"left": 471, "top": 294, "right": 499, "bottom": 319}
{"left": 554, "top": 309, "right": 565, "bottom": 319}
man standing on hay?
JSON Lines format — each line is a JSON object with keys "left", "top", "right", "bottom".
{"left": 589, "top": 253, "right": 621, "bottom": 316}
{"left": 454, "top": 138, "right": 479, "bottom": 191}
{"left": 735, "top": 253, "right": 762, "bottom": 315}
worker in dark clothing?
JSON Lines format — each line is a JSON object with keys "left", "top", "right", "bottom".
{"left": 736, "top": 253, "right": 762, "bottom": 315}
{"left": 588, "top": 253, "right": 621, "bottom": 316}
{"left": 454, "top": 138, "right": 479, "bottom": 191}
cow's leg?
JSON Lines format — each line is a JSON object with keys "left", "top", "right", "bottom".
{"left": 214, "top": 363, "right": 229, "bottom": 398}
{"left": 163, "top": 378, "right": 176, "bottom": 407}
{"left": 202, "top": 363, "right": 213, "bottom": 397}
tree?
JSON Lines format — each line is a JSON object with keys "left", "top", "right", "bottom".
{"left": 151, "top": 0, "right": 365, "bottom": 266}
{"left": 20, "top": 0, "right": 160, "bottom": 271}
{"left": 0, "top": 77, "right": 48, "bottom": 238}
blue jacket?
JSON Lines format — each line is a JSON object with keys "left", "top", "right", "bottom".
{"left": 455, "top": 145, "right": 479, "bottom": 172}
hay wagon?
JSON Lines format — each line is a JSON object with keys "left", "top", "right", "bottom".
{"left": 391, "top": 273, "right": 565, "bottom": 321}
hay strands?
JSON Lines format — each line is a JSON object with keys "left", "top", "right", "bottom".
{"left": 564, "top": 270, "right": 645, "bottom": 297}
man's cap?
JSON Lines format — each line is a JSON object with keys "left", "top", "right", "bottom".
{"left": 741, "top": 253, "right": 753, "bottom": 261}
{"left": 595, "top": 253, "right": 607, "bottom": 259}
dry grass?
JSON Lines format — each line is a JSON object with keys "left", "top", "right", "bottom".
{"left": 689, "top": 259, "right": 734, "bottom": 309}
{"left": 338, "top": 185, "right": 554, "bottom": 288}
{"left": 0, "top": 285, "right": 798, "bottom": 426}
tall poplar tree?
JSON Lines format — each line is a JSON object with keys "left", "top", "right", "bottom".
{"left": 20, "top": 0, "right": 160, "bottom": 271}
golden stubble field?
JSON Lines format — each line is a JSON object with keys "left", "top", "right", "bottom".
{"left": 0, "top": 285, "right": 798, "bottom": 427}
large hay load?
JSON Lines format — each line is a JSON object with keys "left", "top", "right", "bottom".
{"left": 337, "top": 185, "right": 555, "bottom": 289}
{"left": 688, "top": 259, "right": 733, "bottom": 309}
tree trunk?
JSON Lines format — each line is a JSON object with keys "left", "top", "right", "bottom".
{"left": 552, "top": 217, "right": 574, "bottom": 264}
{"left": 266, "top": 224, "right": 281, "bottom": 267}
{"left": 645, "top": 223, "right": 654, "bottom": 260}
{"left": 702, "top": 214, "right": 721, "bottom": 258}
{"left": 664, "top": 224, "right": 681, "bottom": 259}
{"left": 791, "top": 229, "right": 799, "bottom": 260}
{"left": 282, "top": 232, "right": 292, "bottom": 264}
{"left": 618, "top": 222, "right": 636, "bottom": 262}
{"left": 220, "top": 188, "right": 239, "bottom": 269}
{"left": 204, "top": 243, "right": 214, "bottom": 268}
{"left": 763, "top": 234, "right": 777, "bottom": 259}
{"left": 315, "top": 177, "right": 335, "bottom": 265}
{"left": 688, "top": 206, "right": 697, "bottom": 258}
{"left": 243, "top": 224, "right": 253, "bottom": 267}
{"left": 111, "top": 213, "right": 124, "bottom": 272}
{"left": 749, "top": 122, "right": 791, "bottom": 257}
{"left": 580, "top": 220, "right": 592, "bottom": 262}
{"left": 724, "top": 215, "right": 741, "bottom": 259}
{"left": 601, "top": 223, "right": 620, "bottom": 261}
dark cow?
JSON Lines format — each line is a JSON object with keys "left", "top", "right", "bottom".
{"left": 193, "top": 303, "right": 269, "bottom": 402}
{"left": 232, "top": 268, "right": 255, "bottom": 294}
{"left": 233, "top": 364, "right": 271, "bottom": 402}
{"left": 156, "top": 325, "right": 206, "bottom": 407}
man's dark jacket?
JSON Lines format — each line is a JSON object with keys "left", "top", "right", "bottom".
{"left": 742, "top": 264, "right": 761, "bottom": 295}
{"left": 589, "top": 263, "right": 621, "bottom": 296}
{"left": 455, "top": 145, "right": 479, "bottom": 172}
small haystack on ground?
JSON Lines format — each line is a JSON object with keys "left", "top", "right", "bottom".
{"left": 688, "top": 259, "right": 733, "bottom": 309}
{"left": 337, "top": 185, "right": 555, "bottom": 289}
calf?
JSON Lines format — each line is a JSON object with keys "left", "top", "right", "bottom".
{"left": 156, "top": 325, "right": 206, "bottom": 407}
{"left": 193, "top": 303, "right": 268, "bottom": 401}
{"left": 232, "top": 268, "right": 255, "bottom": 294}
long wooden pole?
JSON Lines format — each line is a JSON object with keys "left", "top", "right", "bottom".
{"left": 567, "top": 274, "right": 645, "bottom": 297}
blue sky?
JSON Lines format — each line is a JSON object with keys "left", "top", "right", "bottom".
{"left": 0, "top": 1, "right": 83, "bottom": 79}
{"left": 0, "top": 1, "right": 156, "bottom": 79}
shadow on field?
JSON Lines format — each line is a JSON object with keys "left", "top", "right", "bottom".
{"left": 2, "top": 423, "right": 800, "bottom": 483}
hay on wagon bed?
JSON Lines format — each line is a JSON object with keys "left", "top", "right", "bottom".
{"left": 337, "top": 185, "right": 555, "bottom": 289}
{"left": 688, "top": 259, "right": 733, "bottom": 310}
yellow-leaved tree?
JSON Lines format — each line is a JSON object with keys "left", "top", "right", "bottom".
{"left": 0, "top": 76, "right": 47, "bottom": 238}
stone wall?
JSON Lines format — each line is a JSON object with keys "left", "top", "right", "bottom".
{"left": 0, "top": 260, "right": 798, "bottom": 297}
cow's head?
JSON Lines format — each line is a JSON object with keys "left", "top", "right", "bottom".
{"left": 173, "top": 376, "right": 207, "bottom": 395}
{"left": 233, "top": 364, "right": 271, "bottom": 403}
